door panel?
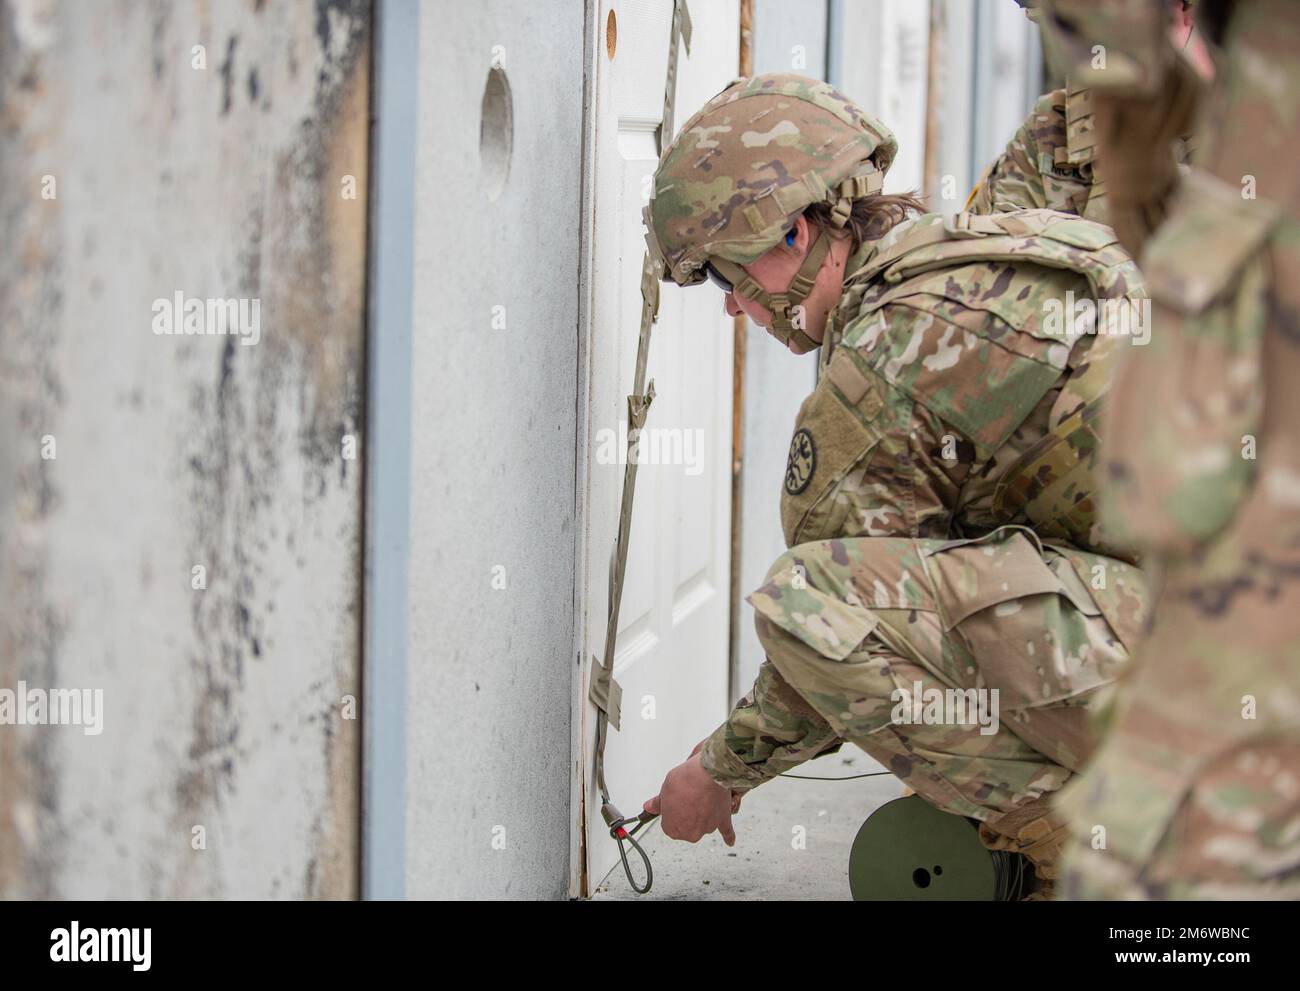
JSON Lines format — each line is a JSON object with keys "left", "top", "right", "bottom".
{"left": 581, "top": 0, "right": 738, "bottom": 892}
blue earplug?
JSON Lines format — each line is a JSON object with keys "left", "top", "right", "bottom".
{"left": 785, "top": 229, "right": 796, "bottom": 246}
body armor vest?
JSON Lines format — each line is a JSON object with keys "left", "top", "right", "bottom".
{"left": 797, "top": 209, "right": 1145, "bottom": 560}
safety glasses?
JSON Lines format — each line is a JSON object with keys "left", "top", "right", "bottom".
{"left": 703, "top": 261, "right": 734, "bottom": 294}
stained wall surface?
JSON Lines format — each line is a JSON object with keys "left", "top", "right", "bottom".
{"left": 0, "top": 0, "right": 369, "bottom": 898}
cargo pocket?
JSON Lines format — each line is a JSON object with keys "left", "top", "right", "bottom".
{"left": 1103, "top": 168, "right": 1279, "bottom": 551}
{"left": 747, "top": 565, "right": 880, "bottom": 662}
{"left": 1050, "top": 545, "right": 1150, "bottom": 654}
{"left": 924, "top": 527, "right": 1129, "bottom": 768}
{"left": 923, "top": 527, "right": 1098, "bottom": 710}
{"left": 780, "top": 348, "right": 884, "bottom": 547}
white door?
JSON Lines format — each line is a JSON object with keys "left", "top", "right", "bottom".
{"left": 579, "top": 0, "right": 738, "bottom": 893}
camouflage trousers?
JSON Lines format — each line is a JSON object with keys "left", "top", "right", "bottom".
{"left": 749, "top": 526, "right": 1147, "bottom": 866}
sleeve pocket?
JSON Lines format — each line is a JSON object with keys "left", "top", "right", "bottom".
{"left": 746, "top": 566, "right": 881, "bottom": 662}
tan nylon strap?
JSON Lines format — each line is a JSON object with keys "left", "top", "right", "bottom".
{"left": 593, "top": 0, "right": 689, "bottom": 739}
{"left": 745, "top": 162, "right": 882, "bottom": 239}
{"left": 590, "top": 255, "right": 661, "bottom": 743}
{"left": 656, "top": 0, "right": 693, "bottom": 154}
{"left": 709, "top": 229, "right": 830, "bottom": 352}
{"left": 773, "top": 171, "right": 829, "bottom": 215}
{"left": 847, "top": 222, "right": 952, "bottom": 284}
{"left": 588, "top": 250, "right": 659, "bottom": 887}
{"left": 764, "top": 163, "right": 884, "bottom": 231}
{"left": 642, "top": 203, "right": 666, "bottom": 268}
{"left": 1065, "top": 85, "right": 1097, "bottom": 167}
{"left": 783, "top": 328, "right": 822, "bottom": 352}
{"left": 828, "top": 163, "right": 884, "bottom": 227}
{"left": 592, "top": 1, "right": 692, "bottom": 896}
{"left": 848, "top": 212, "right": 1021, "bottom": 285}
{"left": 769, "top": 232, "right": 831, "bottom": 339}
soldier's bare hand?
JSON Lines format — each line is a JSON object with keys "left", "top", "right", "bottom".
{"left": 688, "top": 737, "right": 743, "bottom": 812}
{"left": 644, "top": 754, "right": 737, "bottom": 846}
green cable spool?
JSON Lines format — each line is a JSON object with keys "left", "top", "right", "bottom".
{"left": 849, "top": 795, "right": 1003, "bottom": 901}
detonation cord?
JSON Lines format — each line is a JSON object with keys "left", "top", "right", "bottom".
{"left": 991, "top": 849, "right": 1028, "bottom": 901}
{"left": 777, "top": 769, "right": 893, "bottom": 781}
{"left": 624, "top": 769, "right": 1027, "bottom": 901}
{"left": 604, "top": 767, "right": 894, "bottom": 893}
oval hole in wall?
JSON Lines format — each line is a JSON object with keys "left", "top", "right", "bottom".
{"left": 606, "top": 9, "right": 617, "bottom": 59}
{"left": 480, "top": 66, "right": 513, "bottom": 202}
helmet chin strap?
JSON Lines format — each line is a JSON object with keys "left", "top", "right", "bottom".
{"left": 710, "top": 228, "right": 831, "bottom": 353}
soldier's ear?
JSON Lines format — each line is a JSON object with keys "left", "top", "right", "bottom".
{"left": 788, "top": 213, "right": 811, "bottom": 255}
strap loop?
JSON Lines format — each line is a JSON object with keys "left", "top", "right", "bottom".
{"left": 828, "top": 196, "right": 853, "bottom": 228}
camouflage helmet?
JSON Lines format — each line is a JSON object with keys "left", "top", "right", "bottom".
{"left": 644, "top": 73, "right": 897, "bottom": 352}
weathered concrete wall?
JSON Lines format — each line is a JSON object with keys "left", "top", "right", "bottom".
{"left": 403, "top": 0, "right": 583, "bottom": 898}
{"left": 0, "top": 0, "right": 368, "bottom": 898}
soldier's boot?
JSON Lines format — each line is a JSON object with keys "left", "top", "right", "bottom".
{"left": 977, "top": 796, "right": 1070, "bottom": 900}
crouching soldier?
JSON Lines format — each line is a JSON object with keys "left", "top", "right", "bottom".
{"left": 641, "top": 74, "right": 1150, "bottom": 897}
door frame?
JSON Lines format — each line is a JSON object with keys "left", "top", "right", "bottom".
{"left": 569, "top": 0, "right": 600, "bottom": 901}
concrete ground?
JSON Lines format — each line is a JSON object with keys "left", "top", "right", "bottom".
{"left": 592, "top": 745, "right": 907, "bottom": 900}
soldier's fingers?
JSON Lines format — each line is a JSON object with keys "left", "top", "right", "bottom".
{"left": 674, "top": 823, "right": 701, "bottom": 843}
{"left": 644, "top": 795, "right": 661, "bottom": 815}
{"left": 720, "top": 814, "right": 737, "bottom": 847}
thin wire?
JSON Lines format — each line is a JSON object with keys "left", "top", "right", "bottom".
{"left": 778, "top": 770, "right": 1030, "bottom": 899}
{"left": 777, "top": 770, "right": 894, "bottom": 781}
{"left": 991, "top": 849, "right": 1028, "bottom": 901}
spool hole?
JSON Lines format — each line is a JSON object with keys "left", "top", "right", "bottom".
{"left": 479, "top": 66, "right": 513, "bottom": 202}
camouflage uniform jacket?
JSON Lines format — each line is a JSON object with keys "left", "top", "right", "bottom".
{"left": 701, "top": 207, "right": 1148, "bottom": 790}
